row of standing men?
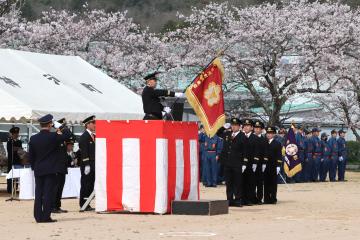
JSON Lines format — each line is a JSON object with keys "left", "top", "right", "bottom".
{"left": 200, "top": 118, "right": 283, "bottom": 207}
{"left": 276, "top": 127, "right": 347, "bottom": 183}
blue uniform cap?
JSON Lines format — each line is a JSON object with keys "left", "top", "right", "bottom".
{"left": 338, "top": 129, "right": 346, "bottom": 134}
{"left": 321, "top": 133, "right": 328, "bottom": 138}
{"left": 38, "top": 114, "right": 53, "bottom": 124}
{"left": 312, "top": 127, "right": 321, "bottom": 133}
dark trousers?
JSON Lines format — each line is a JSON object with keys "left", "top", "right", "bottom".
{"left": 312, "top": 155, "right": 321, "bottom": 181}
{"left": 242, "top": 166, "right": 256, "bottom": 204}
{"left": 329, "top": 156, "right": 338, "bottom": 181}
{"left": 264, "top": 167, "right": 277, "bottom": 204}
{"left": 79, "top": 165, "right": 95, "bottom": 207}
{"left": 338, "top": 157, "right": 346, "bottom": 181}
{"left": 255, "top": 165, "right": 263, "bottom": 203}
{"left": 53, "top": 173, "right": 66, "bottom": 209}
{"left": 319, "top": 157, "right": 330, "bottom": 182}
{"left": 224, "top": 166, "right": 242, "bottom": 203}
{"left": 34, "top": 174, "right": 57, "bottom": 222}
{"left": 203, "top": 152, "right": 218, "bottom": 186}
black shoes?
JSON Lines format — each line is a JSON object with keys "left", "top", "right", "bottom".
{"left": 52, "top": 208, "right": 68, "bottom": 214}
{"left": 37, "top": 218, "right": 57, "bottom": 223}
{"left": 229, "top": 200, "right": 243, "bottom": 207}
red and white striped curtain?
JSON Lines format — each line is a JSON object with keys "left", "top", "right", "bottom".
{"left": 95, "top": 120, "right": 199, "bottom": 214}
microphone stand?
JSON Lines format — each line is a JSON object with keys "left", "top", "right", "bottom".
{"left": 6, "top": 138, "right": 20, "bottom": 201}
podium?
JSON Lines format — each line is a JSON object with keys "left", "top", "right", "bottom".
{"left": 95, "top": 120, "right": 199, "bottom": 214}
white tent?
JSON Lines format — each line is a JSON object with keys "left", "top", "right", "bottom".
{"left": 0, "top": 49, "right": 144, "bottom": 123}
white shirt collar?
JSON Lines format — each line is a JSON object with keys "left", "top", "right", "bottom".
{"left": 232, "top": 131, "right": 240, "bottom": 137}
{"left": 86, "top": 129, "right": 94, "bottom": 136}
{"left": 245, "top": 132, "right": 252, "bottom": 138}
{"left": 269, "top": 138, "right": 274, "bottom": 144}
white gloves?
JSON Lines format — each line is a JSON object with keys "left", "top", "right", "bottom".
{"left": 175, "top": 92, "right": 185, "bottom": 98}
{"left": 84, "top": 165, "right": 91, "bottom": 175}
{"left": 262, "top": 164, "right": 266, "bottom": 172}
{"left": 252, "top": 164, "right": 257, "bottom": 172}
{"left": 164, "top": 107, "right": 171, "bottom": 114}
{"left": 321, "top": 158, "right": 324, "bottom": 162}
{"left": 242, "top": 165, "right": 246, "bottom": 173}
{"left": 53, "top": 121, "right": 62, "bottom": 129}
{"left": 339, "top": 156, "right": 344, "bottom": 162}
{"left": 276, "top": 167, "right": 281, "bottom": 175}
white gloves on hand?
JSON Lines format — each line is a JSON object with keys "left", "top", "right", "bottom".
{"left": 242, "top": 165, "right": 246, "bottom": 173}
{"left": 276, "top": 167, "right": 281, "bottom": 175}
{"left": 252, "top": 164, "right": 257, "bottom": 172}
{"left": 53, "top": 121, "right": 62, "bottom": 129}
{"left": 339, "top": 156, "right": 344, "bottom": 162}
{"left": 175, "top": 92, "right": 184, "bottom": 98}
{"left": 321, "top": 158, "right": 324, "bottom": 162}
{"left": 84, "top": 165, "right": 91, "bottom": 175}
{"left": 262, "top": 164, "right": 266, "bottom": 173}
{"left": 164, "top": 107, "right": 171, "bottom": 114}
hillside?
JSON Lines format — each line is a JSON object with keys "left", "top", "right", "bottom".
{"left": 20, "top": 0, "right": 360, "bottom": 31}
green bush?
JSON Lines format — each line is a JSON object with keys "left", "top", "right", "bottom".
{"left": 347, "top": 141, "right": 360, "bottom": 164}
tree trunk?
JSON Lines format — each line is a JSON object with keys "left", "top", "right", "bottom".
{"left": 268, "top": 98, "right": 283, "bottom": 126}
{"left": 350, "top": 127, "right": 360, "bottom": 142}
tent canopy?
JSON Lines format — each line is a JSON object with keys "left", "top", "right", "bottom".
{"left": 0, "top": 49, "right": 144, "bottom": 123}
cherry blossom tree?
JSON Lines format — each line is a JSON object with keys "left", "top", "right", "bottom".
{"left": 0, "top": 7, "right": 164, "bottom": 88}
{"left": 162, "top": 1, "right": 359, "bottom": 126}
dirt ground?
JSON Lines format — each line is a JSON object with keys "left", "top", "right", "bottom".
{"left": 0, "top": 172, "right": 360, "bottom": 240}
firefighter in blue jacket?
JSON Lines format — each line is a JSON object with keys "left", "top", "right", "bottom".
{"left": 320, "top": 133, "right": 331, "bottom": 182}
{"left": 203, "top": 134, "right": 222, "bottom": 187}
{"left": 311, "top": 128, "right": 322, "bottom": 181}
{"left": 303, "top": 129, "right": 314, "bottom": 182}
{"left": 328, "top": 130, "right": 339, "bottom": 182}
{"left": 337, "top": 130, "right": 347, "bottom": 181}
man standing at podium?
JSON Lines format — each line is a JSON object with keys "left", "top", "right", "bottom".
{"left": 79, "top": 115, "right": 96, "bottom": 211}
{"left": 142, "top": 72, "right": 184, "bottom": 120}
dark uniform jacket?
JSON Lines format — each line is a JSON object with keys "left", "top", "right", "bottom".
{"left": 219, "top": 131, "right": 232, "bottom": 164}
{"left": 141, "top": 86, "right": 175, "bottom": 119}
{"left": 255, "top": 134, "right": 267, "bottom": 165}
{"left": 29, "top": 129, "right": 71, "bottom": 177}
{"left": 79, "top": 130, "right": 95, "bottom": 169}
{"left": 55, "top": 141, "right": 68, "bottom": 175}
{"left": 7, "top": 138, "right": 23, "bottom": 171}
{"left": 266, "top": 139, "right": 282, "bottom": 169}
{"left": 243, "top": 133, "right": 260, "bottom": 166}
{"left": 225, "top": 131, "right": 245, "bottom": 168}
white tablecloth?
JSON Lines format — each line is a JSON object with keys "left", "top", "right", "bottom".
{"left": 6, "top": 168, "right": 81, "bottom": 200}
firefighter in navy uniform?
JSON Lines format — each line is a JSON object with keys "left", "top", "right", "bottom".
{"left": 6, "top": 126, "right": 23, "bottom": 194}
{"left": 253, "top": 120, "right": 266, "bottom": 204}
{"left": 29, "top": 114, "right": 71, "bottom": 223}
{"left": 223, "top": 118, "right": 245, "bottom": 207}
{"left": 79, "top": 115, "right": 96, "bottom": 211}
{"left": 242, "top": 119, "right": 260, "bottom": 206}
{"left": 141, "top": 72, "right": 183, "bottom": 120}
{"left": 264, "top": 127, "right": 282, "bottom": 204}
{"left": 52, "top": 118, "right": 70, "bottom": 214}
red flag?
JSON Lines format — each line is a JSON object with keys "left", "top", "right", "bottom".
{"left": 185, "top": 58, "right": 225, "bottom": 137}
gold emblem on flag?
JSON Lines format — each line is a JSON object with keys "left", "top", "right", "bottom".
{"left": 204, "top": 81, "right": 221, "bottom": 107}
